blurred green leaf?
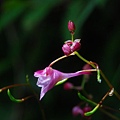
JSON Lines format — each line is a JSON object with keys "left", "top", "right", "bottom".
{"left": 0, "top": 59, "right": 11, "bottom": 75}
{"left": 61, "top": 0, "right": 108, "bottom": 40}
{"left": 0, "top": 1, "right": 26, "bottom": 31}
{"left": 22, "top": 0, "right": 63, "bottom": 31}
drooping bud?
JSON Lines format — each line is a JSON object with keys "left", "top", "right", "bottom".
{"left": 68, "top": 20, "right": 76, "bottom": 34}
{"left": 72, "top": 106, "right": 84, "bottom": 116}
{"left": 63, "top": 82, "right": 74, "bottom": 90}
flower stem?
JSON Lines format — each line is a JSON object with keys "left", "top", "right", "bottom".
{"left": 49, "top": 53, "right": 75, "bottom": 67}
{"left": 71, "top": 34, "right": 74, "bottom": 42}
{"left": 78, "top": 92, "right": 120, "bottom": 120}
{"left": 0, "top": 83, "right": 28, "bottom": 92}
{"left": 74, "top": 51, "right": 91, "bottom": 66}
{"left": 7, "top": 89, "right": 33, "bottom": 103}
{"left": 75, "top": 51, "right": 120, "bottom": 100}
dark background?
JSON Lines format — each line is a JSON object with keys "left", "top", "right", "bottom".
{"left": 0, "top": 0, "right": 120, "bottom": 120}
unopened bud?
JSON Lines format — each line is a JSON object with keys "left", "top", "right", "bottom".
{"left": 71, "top": 39, "right": 81, "bottom": 52}
{"left": 68, "top": 20, "right": 75, "bottom": 34}
{"left": 63, "top": 82, "right": 74, "bottom": 90}
{"left": 72, "top": 106, "right": 84, "bottom": 116}
{"left": 62, "top": 39, "right": 81, "bottom": 56}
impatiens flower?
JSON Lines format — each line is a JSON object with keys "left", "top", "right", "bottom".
{"left": 62, "top": 39, "right": 81, "bottom": 55}
{"left": 34, "top": 67, "right": 90, "bottom": 100}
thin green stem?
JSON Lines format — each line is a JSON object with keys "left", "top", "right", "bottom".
{"left": 74, "top": 51, "right": 92, "bottom": 66}
{"left": 81, "top": 76, "right": 86, "bottom": 89}
{"left": 71, "top": 34, "right": 74, "bottom": 41}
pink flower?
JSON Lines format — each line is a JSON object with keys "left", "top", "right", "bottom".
{"left": 34, "top": 67, "right": 90, "bottom": 100}
{"left": 62, "top": 39, "right": 81, "bottom": 55}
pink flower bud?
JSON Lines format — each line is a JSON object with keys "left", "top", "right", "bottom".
{"left": 82, "top": 64, "right": 92, "bottom": 81}
{"left": 72, "top": 106, "right": 84, "bottom": 116}
{"left": 62, "top": 42, "right": 71, "bottom": 55}
{"left": 62, "top": 39, "right": 81, "bottom": 56}
{"left": 72, "top": 105, "right": 92, "bottom": 120}
{"left": 83, "top": 64, "right": 92, "bottom": 71}
{"left": 71, "top": 39, "right": 81, "bottom": 52}
{"left": 63, "top": 82, "right": 74, "bottom": 90}
{"left": 83, "top": 106, "right": 92, "bottom": 120}
{"left": 83, "top": 106, "right": 92, "bottom": 113}
{"left": 68, "top": 20, "right": 75, "bottom": 34}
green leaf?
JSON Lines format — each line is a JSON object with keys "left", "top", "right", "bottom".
{"left": 0, "top": 1, "right": 26, "bottom": 31}
{"left": 22, "top": 0, "right": 63, "bottom": 31}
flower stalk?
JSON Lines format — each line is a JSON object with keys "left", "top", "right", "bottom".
{"left": 7, "top": 89, "right": 33, "bottom": 103}
{"left": 0, "top": 83, "right": 29, "bottom": 92}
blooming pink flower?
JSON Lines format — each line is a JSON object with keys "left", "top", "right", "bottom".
{"left": 34, "top": 67, "right": 90, "bottom": 100}
{"left": 62, "top": 39, "right": 81, "bottom": 55}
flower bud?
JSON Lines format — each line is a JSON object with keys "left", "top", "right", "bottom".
{"left": 68, "top": 20, "right": 75, "bottom": 34}
{"left": 83, "top": 106, "right": 92, "bottom": 113}
{"left": 72, "top": 105, "right": 92, "bottom": 120}
{"left": 71, "top": 39, "right": 81, "bottom": 52}
{"left": 62, "top": 39, "right": 81, "bottom": 56}
{"left": 72, "top": 106, "right": 84, "bottom": 116}
{"left": 62, "top": 42, "right": 71, "bottom": 55}
{"left": 83, "top": 106, "right": 92, "bottom": 120}
{"left": 63, "top": 82, "right": 74, "bottom": 90}
{"left": 83, "top": 64, "right": 92, "bottom": 70}
{"left": 82, "top": 64, "right": 92, "bottom": 82}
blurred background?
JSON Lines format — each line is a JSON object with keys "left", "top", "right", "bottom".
{"left": 0, "top": 0, "right": 120, "bottom": 120}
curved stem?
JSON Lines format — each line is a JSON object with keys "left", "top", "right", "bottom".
{"left": 49, "top": 53, "right": 75, "bottom": 67}
{"left": 78, "top": 92, "right": 120, "bottom": 120}
{"left": 0, "top": 83, "right": 29, "bottom": 92}
{"left": 75, "top": 51, "right": 120, "bottom": 100}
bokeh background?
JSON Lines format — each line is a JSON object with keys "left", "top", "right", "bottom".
{"left": 0, "top": 0, "right": 120, "bottom": 120}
